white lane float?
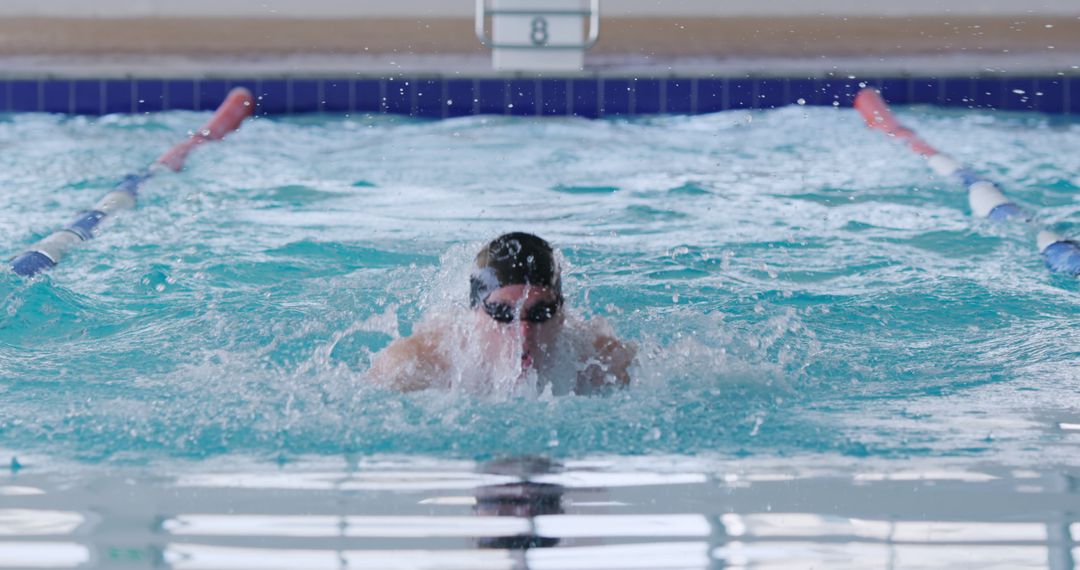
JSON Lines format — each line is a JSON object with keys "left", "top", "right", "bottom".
{"left": 854, "top": 87, "right": 1080, "bottom": 277}
{"left": 10, "top": 87, "right": 254, "bottom": 277}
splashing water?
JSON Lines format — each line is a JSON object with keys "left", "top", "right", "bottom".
{"left": 0, "top": 108, "right": 1077, "bottom": 468}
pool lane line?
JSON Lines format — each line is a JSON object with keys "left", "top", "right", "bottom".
{"left": 9, "top": 88, "right": 255, "bottom": 277}
{"left": 854, "top": 88, "right": 1080, "bottom": 277}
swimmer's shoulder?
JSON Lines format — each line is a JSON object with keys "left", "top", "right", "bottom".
{"left": 579, "top": 315, "right": 636, "bottom": 357}
{"left": 366, "top": 325, "right": 452, "bottom": 392}
{"left": 571, "top": 315, "right": 637, "bottom": 392}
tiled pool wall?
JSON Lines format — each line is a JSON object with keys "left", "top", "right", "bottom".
{"left": 0, "top": 75, "right": 1075, "bottom": 116}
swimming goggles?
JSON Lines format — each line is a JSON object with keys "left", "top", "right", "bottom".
{"left": 482, "top": 299, "right": 562, "bottom": 324}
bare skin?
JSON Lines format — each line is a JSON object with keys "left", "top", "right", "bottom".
{"left": 367, "top": 284, "right": 635, "bottom": 394}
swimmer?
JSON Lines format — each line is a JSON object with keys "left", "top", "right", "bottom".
{"left": 367, "top": 232, "right": 635, "bottom": 395}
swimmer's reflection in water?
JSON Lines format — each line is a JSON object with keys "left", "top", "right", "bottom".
{"left": 474, "top": 456, "right": 563, "bottom": 550}
{"left": 366, "top": 232, "right": 636, "bottom": 395}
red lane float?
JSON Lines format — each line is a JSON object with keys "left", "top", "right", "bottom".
{"left": 854, "top": 87, "right": 1080, "bottom": 277}
{"left": 11, "top": 88, "right": 254, "bottom": 277}
{"left": 156, "top": 87, "right": 255, "bottom": 172}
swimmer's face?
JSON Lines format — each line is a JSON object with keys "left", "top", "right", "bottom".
{"left": 474, "top": 284, "right": 564, "bottom": 370}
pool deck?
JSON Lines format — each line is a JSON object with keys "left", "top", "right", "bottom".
{"left": 0, "top": 16, "right": 1078, "bottom": 79}
{"left": 3, "top": 52, "right": 1078, "bottom": 80}
{"left": 1, "top": 15, "right": 1077, "bottom": 115}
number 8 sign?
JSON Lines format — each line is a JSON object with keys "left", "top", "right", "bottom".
{"left": 530, "top": 16, "right": 550, "bottom": 46}
{"left": 478, "top": 0, "right": 601, "bottom": 71}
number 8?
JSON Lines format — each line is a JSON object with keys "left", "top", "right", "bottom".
{"left": 530, "top": 16, "right": 550, "bottom": 46}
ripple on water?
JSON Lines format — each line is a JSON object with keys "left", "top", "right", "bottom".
{"left": 0, "top": 107, "right": 1076, "bottom": 466}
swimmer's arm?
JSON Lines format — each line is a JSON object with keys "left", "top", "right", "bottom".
{"left": 576, "top": 334, "right": 637, "bottom": 394}
{"left": 594, "top": 334, "right": 636, "bottom": 386}
{"left": 365, "top": 331, "right": 449, "bottom": 392}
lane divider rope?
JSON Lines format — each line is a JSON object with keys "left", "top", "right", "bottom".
{"left": 10, "top": 87, "right": 254, "bottom": 277}
{"left": 854, "top": 87, "right": 1080, "bottom": 277}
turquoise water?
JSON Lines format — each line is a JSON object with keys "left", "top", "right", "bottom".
{"left": 1, "top": 107, "right": 1077, "bottom": 463}
{"left": 0, "top": 107, "right": 1079, "bottom": 568}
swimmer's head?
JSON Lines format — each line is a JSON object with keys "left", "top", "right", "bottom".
{"left": 470, "top": 232, "right": 562, "bottom": 308}
{"left": 470, "top": 233, "right": 564, "bottom": 372}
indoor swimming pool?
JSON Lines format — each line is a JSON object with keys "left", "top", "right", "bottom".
{"left": 1, "top": 103, "right": 1078, "bottom": 567}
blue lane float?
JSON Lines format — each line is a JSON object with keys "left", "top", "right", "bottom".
{"left": 10, "top": 88, "right": 254, "bottom": 277}
{"left": 854, "top": 87, "right": 1080, "bottom": 278}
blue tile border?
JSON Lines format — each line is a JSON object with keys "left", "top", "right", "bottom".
{"left": 665, "top": 79, "right": 693, "bottom": 114}
{"left": 1002, "top": 78, "right": 1038, "bottom": 111}
{"left": 354, "top": 79, "right": 381, "bottom": 114}
{"left": 165, "top": 80, "right": 196, "bottom": 111}
{"left": 196, "top": 80, "right": 228, "bottom": 113}
{"left": 1037, "top": 77, "right": 1066, "bottom": 114}
{"left": 508, "top": 79, "right": 538, "bottom": 116}
{"left": 756, "top": 78, "right": 786, "bottom": 109}
{"left": 539, "top": 79, "right": 568, "bottom": 116}
{"left": 819, "top": 77, "right": 860, "bottom": 108}
{"left": 873, "top": 78, "right": 910, "bottom": 106}
{"left": 910, "top": 78, "right": 940, "bottom": 107}
{"left": 727, "top": 78, "right": 754, "bottom": 110}
{"left": 2, "top": 75, "right": 1077, "bottom": 118}
{"left": 73, "top": 80, "right": 102, "bottom": 115}
{"left": 322, "top": 79, "right": 351, "bottom": 113}
{"left": 941, "top": 77, "right": 974, "bottom": 108}
{"left": 42, "top": 81, "right": 71, "bottom": 114}
{"left": 1068, "top": 76, "right": 1078, "bottom": 115}
{"left": 570, "top": 79, "right": 599, "bottom": 118}
{"left": 290, "top": 79, "right": 320, "bottom": 114}
{"left": 633, "top": 79, "right": 662, "bottom": 114}
{"left": 258, "top": 80, "right": 288, "bottom": 114}
{"left": 696, "top": 78, "right": 724, "bottom": 113}
{"left": 414, "top": 78, "right": 443, "bottom": 117}
{"left": 602, "top": 79, "right": 632, "bottom": 116}
{"left": 136, "top": 80, "right": 165, "bottom": 113}
{"left": 103, "top": 80, "right": 133, "bottom": 114}
{"left": 10, "top": 80, "right": 39, "bottom": 112}
{"left": 971, "top": 78, "right": 1002, "bottom": 110}
{"left": 475, "top": 79, "right": 506, "bottom": 115}
{"left": 445, "top": 79, "right": 475, "bottom": 118}
{"left": 382, "top": 78, "right": 411, "bottom": 115}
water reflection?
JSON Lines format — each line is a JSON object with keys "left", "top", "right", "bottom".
{"left": 474, "top": 456, "right": 563, "bottom": 550}
{"left": 0, "top": 542, "right": 89, "bottom": 568}
{"left": 0, "top": 509, "right": 84, "bottom": 536}
{"left": 5, "top": 457, "right": 1080, "bottom": 569}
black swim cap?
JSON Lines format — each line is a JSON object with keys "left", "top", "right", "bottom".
{"left": 469, "top": 232, "right": 562, "bottom": 307}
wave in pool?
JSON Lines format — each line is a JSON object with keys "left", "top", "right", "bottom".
{"left": 0, "top": 107, "right": 1077, "bottom": 467}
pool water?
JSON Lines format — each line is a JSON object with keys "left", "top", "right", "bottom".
{"left": 0, "top": 106, "right": 1078, "bottom": 568}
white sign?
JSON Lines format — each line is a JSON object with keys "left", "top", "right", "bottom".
{"left": 479, "top": 0, "right": 599, "bottom": 72}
